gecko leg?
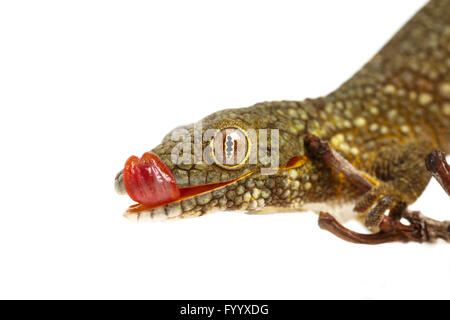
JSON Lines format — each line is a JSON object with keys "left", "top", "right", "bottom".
{"left": 352, "top": 140, "right": 434, "bottom": 230}
{"left": 304, "top": 133, "right": 434, "bottom": 229}
{"left": 305, "top": 134, "right": 450, "bottom": 244}
{"left": 319, "top": 203, "right": 450, "bottom": 244}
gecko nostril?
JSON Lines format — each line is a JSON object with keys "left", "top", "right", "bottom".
{"left": 114, "top": 171, "right": 126, "bottom": 195}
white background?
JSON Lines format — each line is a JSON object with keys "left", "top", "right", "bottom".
{"left": 1, "top": 0, "right": 449, "bottom": 299}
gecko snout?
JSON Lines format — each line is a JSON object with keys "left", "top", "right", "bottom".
{"left": 114, "top": 171, "right": 126, "bottom": 195}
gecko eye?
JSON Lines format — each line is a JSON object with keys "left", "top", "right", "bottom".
{"left": 212, "top": 127, "right": 249, "bottom": 169}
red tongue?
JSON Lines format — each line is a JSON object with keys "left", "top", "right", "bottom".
{"left": 123, "top": 152, "right": 180, "bottom": 207}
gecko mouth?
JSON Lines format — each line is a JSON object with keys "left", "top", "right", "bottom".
{"left": 117, "top": 152, "right": 255, "bottom": 220}
{"left": 116, "top": 152, "right": 308, "bottom": 221}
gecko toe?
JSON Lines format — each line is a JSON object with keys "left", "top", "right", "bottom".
{"left": 365, "top": 195, "right": 394, "bottom": 229}
{"left": 354, "top": 182, "right": 408, "bottom": 230}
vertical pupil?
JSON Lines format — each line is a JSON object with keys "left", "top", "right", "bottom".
{"left": 214, "top": 128, "right": 247, "bottom": 167}
{"left": 226, "top": 135, "right": 234, "bottom": 159}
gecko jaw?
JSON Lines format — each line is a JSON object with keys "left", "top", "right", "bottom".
{"left": 123, "top": 170, "right": 255, "bottom": 221}
{"left": 121, "top": 155, "right": 309, "bottom": 222}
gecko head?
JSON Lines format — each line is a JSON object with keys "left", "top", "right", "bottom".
{"left": 115, "top": 104, "right": 314, "bottom": 221}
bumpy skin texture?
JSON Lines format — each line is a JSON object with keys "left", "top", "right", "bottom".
{"left": 116, "top": 0, "right": 450, "bottom": 223}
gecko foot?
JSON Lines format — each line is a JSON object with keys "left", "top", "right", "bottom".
{"left": 353, "top": 184, "right": 409, "bottom": 231}
{"left": 318, "top": 211, "right": 418, "bottom": 244}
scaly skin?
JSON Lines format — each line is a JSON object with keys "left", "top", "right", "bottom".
{"left": 115, "top": 0, "right": 450, "bottom": 223}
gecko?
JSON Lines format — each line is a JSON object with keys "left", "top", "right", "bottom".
{"left": 115, "top": 0, "right": 450, "bottom": 241}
